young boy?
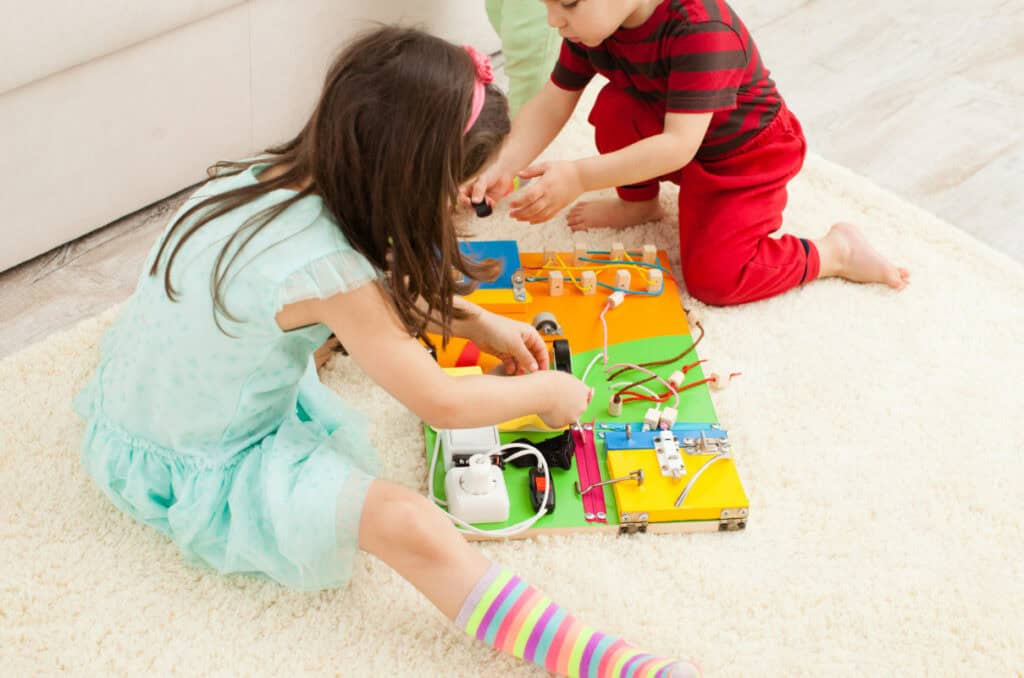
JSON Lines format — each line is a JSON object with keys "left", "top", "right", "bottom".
{"left": 469, "top": 0, "right": 909, "bottom": 306}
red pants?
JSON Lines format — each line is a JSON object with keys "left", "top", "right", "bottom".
{"left": 588, "top": 84, "right": 817, "bottom": 306}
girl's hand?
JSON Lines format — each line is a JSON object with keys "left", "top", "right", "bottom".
{"left": 535, "top": 371, "right": 593, "bottom": 428}
{"left": 462, "top": 162, "right": 515, "bottom": 211}
{"left": 466, "top": 311, "right": 549, "bottom": 375}
{"left": 508, "top": 161, "right": 584, "bottom": 224}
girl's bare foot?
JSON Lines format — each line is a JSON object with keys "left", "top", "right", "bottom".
{"left": 815, "top": 222, "right": 910, "bottom": 289}
{"left": 567, "top": 196, "right": 664, "bottom": 232}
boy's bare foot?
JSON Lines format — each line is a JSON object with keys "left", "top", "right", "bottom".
{"left": 567, "top": 196, "right": 664, "bottom": 232}
{"left": 815, "top": 222, "right": 909, "bottom": 289}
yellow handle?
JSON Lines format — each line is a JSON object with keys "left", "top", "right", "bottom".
{"left": 498, "top": 414, "right": 568, "bottom": 433}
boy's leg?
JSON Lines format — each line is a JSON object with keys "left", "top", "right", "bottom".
{"left": 486, "top": 0, "right": 561, "bottom": 116}
{"left": 678, "top": 107, "right": 907, "bottom": 305}
{"left": 356, "top": 479, "right": 699, "bottom": 677}
{"left": 676, "top": 111, "right": 811, "bottom": 305}
{"left": 568, "top": 84, "right": 670, "bottom": 231}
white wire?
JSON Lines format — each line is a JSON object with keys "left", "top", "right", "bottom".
{"left": 674, "top": 453, "right": 729, "bottom": 507}
{"left": 599, "top": 305, "right": 610, "bottom": 365}
{"left": 580, "top": 353, "right": 602, "bottom": 387}
{"left": 604, "top": 361, "right": 680, "bottom": 409}
{"left": 427, "top": 428, "right": 551, "bottom": 537}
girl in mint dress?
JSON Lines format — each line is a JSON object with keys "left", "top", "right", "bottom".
{"left": 75, "top": 26, "right": 699, "bottom": 677}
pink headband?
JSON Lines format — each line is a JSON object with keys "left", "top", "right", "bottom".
{"left": 463, "top": 45, "right": 494, "bottom": 134}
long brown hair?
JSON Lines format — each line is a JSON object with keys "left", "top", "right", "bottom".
{"left": 149, "top": 25, "right": 509, "bottom": 342}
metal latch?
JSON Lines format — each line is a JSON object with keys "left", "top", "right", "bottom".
{"left": 681, "top": 431, "right": 731, "bottom": 455}
{"left": 653, "top": 430, "right": 686, "bottom": 478}
{"left": 618, "top": 512, "right": 649, "bottom": 535}
{"left": 719, "top": 508, "right": 748, "bottom": 531}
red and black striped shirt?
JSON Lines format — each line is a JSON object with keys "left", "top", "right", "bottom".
{"left": 551, "top": 0, "right": 782, "bottom": 160}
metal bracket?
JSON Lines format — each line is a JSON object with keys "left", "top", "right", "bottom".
{"left": 618, "top": 512, "right": 649, "bottom": 535}
{"left": 511, "top": 269, "right": 527, "bottom": 302}
{"left": 718, "top": 508, "right": 748, "bottom": 531}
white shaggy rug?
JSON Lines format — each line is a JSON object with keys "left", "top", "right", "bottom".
{"left": 3, "top": 92, "right": 1023, "bottom": 676}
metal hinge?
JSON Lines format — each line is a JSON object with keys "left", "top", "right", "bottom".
{"left": 719, "top": 508, "right": 748, "bottom": 531}
{"left": 618, "top": 512, "right": 649, "bottom": 535}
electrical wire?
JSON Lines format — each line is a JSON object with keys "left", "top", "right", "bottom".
{"left": 610, "top": 381, "right": 660, "bottom": 400}
{"left": 524, "top": 250, "right": 674, "bottom": 297}
{"left": 552, "top": 254, "right": 589, "bottom": 293}
{"left": 576, "top": 256, "right": 663, "bottom": 285}
{"left": 603, "top": 362, "right": 679, "bottom": 409}
{"left": 608, "top": 321, "right": 705, "bottom": 381}
{"left": 579, "top": 250, "right": 679, "bottom": 284}
{"left": 674, "top": 453, "right": 730, "bottom": 507}
{"left": 599, "top": 304, "right": 610, "bottom": 364}
{"left": 580, "top": 353, "right": 602, "bottom": 387}
{"left": 524, "top": 275, "right": 663, "bottom": 296}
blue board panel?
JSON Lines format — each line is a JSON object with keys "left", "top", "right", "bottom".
{"left": 458, "top": 240, "right": 522, "bottom": 289}
{"left": 603, "top": 424, "right": 728, "bottom": 450}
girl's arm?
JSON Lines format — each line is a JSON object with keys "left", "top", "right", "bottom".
{"left": 420, "top": 296, "right": 550, "bottom": 373}
{"left": 419, "top": 295, "right": 484, "bottom": 338}
{"left": 311, "top": 283, "right": 589, "bottom": 429}
{"left": 415, "top": 297, "right": 552, "bottom": 374}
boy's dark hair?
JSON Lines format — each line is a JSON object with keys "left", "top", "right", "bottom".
{"left": 149, "top": 25, "right": 509, "bottom": 342}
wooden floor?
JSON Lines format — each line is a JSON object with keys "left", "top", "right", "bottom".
{"left": 1, "top": 0, "right": 1021, "bottom": 359}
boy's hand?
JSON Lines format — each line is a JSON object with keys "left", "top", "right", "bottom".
{"left": 509, "top": 161, "right": 584, "bottom": 224}
{"left": 465, "top": 310, "right": 549, "bottom": 375}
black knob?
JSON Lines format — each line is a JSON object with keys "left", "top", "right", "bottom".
{"left": 472, "top": 200, "right": 492, "bottom": 218}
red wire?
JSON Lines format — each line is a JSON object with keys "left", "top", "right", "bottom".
{"left": 620, "top": 377, "right": 714, "bottom": 403}
{"left": 619, "top": 372, "right": 742, "bottom": 403}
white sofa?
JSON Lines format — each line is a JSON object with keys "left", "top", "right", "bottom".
{"left": 0, "top": 1, "right": 499, "bottom": 272}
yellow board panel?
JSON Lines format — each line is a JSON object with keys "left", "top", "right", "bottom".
{"left": 442, "top": 366, "right": 484, "bottom": 377}
{"left": 497, "top": 414, "right": 568, "bottom": 433}
{"left": 606, "top": 447, "right": 749, "bottom": 523}
{"left": 462, "top": 288, "right": 532, "bottom": 317}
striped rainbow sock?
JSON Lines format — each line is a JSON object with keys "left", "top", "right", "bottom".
{"left": 455, "top": 564, "right": 699, "bottom": 678}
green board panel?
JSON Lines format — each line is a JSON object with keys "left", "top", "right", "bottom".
{"left": 575, "top": 334, "right": 718, "bottom": 425}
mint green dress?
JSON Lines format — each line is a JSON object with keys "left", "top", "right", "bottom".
{"left": 74, "top": 163, "right": 383, "bottom": 590}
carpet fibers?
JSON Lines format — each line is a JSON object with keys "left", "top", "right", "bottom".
{"left": 2, "top": 94, "right": 1023, "bottom": 675}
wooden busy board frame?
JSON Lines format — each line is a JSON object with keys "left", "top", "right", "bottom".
{"left": 424, "top": 242, "right": 749, "bottom": 541}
